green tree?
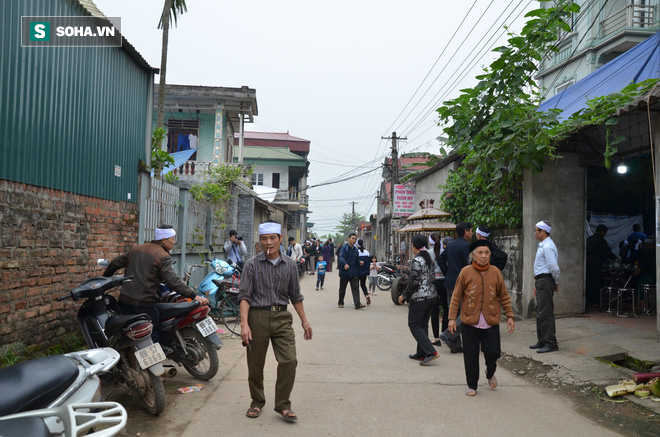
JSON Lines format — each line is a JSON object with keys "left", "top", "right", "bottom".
{"left": 155, "top": 0, "right": 188, "bottom": 130}
{"left": 333, "top": 212, "right": 366, "bottom": 240}
{"left": 435, "top": 0, "right": 658, "bottom": 228}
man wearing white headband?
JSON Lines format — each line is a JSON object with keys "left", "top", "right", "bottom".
{"left": 530, "top": 220, "right": 560, "bottom": 354}
{"left": 103, "top": 224, "right": 209, "bottom": 341}
{"left": 475, "top": 225, "right": 508, "bottom": 272}
{"left": 238, "top": 220, "right": 312, "bottom": 422}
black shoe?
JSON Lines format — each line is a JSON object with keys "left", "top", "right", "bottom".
{"left": 409, "top": 354, "right": 424, "bottom": 361}
{"left": 537, "top": 345, "right": 558, "bottom": 354}
{"left": 450, "top": 347, "right": 463, "bottom": 354}
{"left": 431, "top": 339, "right": 442, "bottom": 346}
{"left": 420, "top": 352, "right": 440, "bottom": 366}
{"left": 529, "top": 343, "right": 544, "bottom": 350}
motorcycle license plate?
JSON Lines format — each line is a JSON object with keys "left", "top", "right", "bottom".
{"left": 134, "top": 343, "right": 166, "bottom": 369}
{"left": 196, "top": 317, "right": 218, "bottom": 337}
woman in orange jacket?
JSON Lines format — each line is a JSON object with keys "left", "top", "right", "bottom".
{"left": 448, "top": 239, "right": 515, "bottom": 396}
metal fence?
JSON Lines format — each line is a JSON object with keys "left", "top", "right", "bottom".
{"left": 144, "top": 178, "right": 180, "bottom": 240}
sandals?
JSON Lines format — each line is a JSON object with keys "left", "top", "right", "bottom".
{"left": 338, "top": 305, "right": 344, "bottom": 308}
{"left": 366, "top": 295, "right": 371, "bottom": 305}
{"left": 466, "top": 389, "right": 477, "bottom": 396}
{"left": 246, "top": 407, "right": 261, "bottom": 418}
{"left": 487, "top": 373, "right": 498, "bottom": 389}
{"left": 274, "top": 409, "right": 298, "bottom": 422}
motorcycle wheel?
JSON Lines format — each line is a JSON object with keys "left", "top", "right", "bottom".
{"left": 127, "top": 354, "right": 166, "bottom": 416}
{"left": 181, "top": 327, "right": 219, "bottom": 381}
{"left": 391, "top": 277, "right": 403, "bottom": 305}
{"left": 377, "top": 274, "right": 392, "bottom": 291}
{"left": 219, "top": 295, "right": 241, "bottom": 336}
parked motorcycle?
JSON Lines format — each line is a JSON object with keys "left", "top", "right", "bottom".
{"left": 0, "top": 347, "right": 127, "bottom": 436}
{"left": 98, "top": 258, "right": 223, "bottom": 382}
{"left": 57, "top": 275, "right": 167, "bottom": 416}
{"left": 376, "top": 263, "right": 402, "bottom": 291}
{"left": 175, "top": 245, "right": 241, "bottom": 336}
{"left": 296, "top": 255, "right": 307, "bottom": 279}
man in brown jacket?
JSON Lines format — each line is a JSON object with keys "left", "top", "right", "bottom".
{"left": 448, "top": 240, "right": 514, "bottom": 396}
{"left": 103, "top": 225, "right": 208, "bottom": 341}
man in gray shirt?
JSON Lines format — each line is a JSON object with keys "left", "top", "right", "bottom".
{"left": 239, "top": 221, "right": 312, "bottom": 422}
{"left": 529, "top": 220, "right": 560, "bottom": 354}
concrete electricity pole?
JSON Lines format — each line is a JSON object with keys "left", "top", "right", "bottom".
{"left": 350, "top": 201, "right": 358, "bottom": 233}
{"left": 381, "top": 131, "right": 406, "bottom": 261}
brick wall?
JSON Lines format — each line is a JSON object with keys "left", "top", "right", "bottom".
{"left": 0, "top": 180, "right": 138, "bottom": 348}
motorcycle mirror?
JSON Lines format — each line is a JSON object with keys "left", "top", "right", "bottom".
{"left": 97, "top": 259, "right": 109, "bottom": 267}
{"left": 209, "top": 244, "right": 214, "bottom": 253}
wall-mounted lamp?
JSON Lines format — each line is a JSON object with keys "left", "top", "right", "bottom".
{"left": 617, "top": 158, "right": 628, "bottom": 174}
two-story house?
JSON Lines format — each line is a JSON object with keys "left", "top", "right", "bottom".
{"left": 233, "top": 132, "right": 311, "bottom": 242}
{"left": 538, "top": 0, "right": 659, "bottom": 99}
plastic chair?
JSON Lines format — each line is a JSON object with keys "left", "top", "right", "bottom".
{"left": 638, "top": 284, "right": 656, "bottom": 316}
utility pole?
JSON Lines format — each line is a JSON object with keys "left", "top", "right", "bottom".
{"left": 350, "top": 201, "right": 358, "bottom": 234}
{"left": 381, "top": 131, "right": 406, "bottom": 261}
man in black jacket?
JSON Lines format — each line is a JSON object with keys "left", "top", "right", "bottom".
{"left": 104, "top": 225, "right": 209, "bottom": 341}
{"left": 437, "top": 221, "right": 472, "bottom": 352}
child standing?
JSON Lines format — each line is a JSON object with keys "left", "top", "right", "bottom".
{"left": 369, "top": 256, "right": 379, "bottom": 296}
{"left": 316, "top": 255, "right": 327, "bottom": 290}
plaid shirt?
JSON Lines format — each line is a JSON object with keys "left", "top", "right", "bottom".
{"left": 237, "top": 251, "right": 303, "bottom": 306}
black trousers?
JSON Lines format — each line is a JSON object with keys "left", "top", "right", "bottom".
{"left": 358, "top": 275, "right": 369, "bottom": 296}
{"left": 535, "top": 276, "right": 558, "bottom": 348}
{"left": 408, "top": 298, "right": 436, "bottom": 357}
{"left": 462, "top": 324, "right": 501, "bottom": 390}
{"left": 431, "top": 279, "right": 448, "bottom": 338}
{"left": 338, "top": 276, "right": 360, "bottom": 307}
{"left": 585, "top": 264, "right": 603, "bottom": 307}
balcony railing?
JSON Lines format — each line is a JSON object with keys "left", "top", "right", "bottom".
{"left": 274, "top": 188, "right": 308, "bottom": 206}
{"left": 601, "top": 4, "right": 656, "bottom": 38}
{"left": 170, "top": 162, "right": 253, "bottom": 184}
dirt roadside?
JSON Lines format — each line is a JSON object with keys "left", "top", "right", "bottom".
{"left": 498, "top": 354, "right": 660, "bottom": 437}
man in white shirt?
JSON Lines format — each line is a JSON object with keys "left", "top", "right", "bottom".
{"left": 288, "top": 237, "right": 303, "bottom": 261}
{"left": 530, "top": 220, "right": 560, "bottom": 354}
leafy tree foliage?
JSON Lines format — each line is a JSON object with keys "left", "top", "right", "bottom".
{"left": 436, "top": 0, "right": 659, "bottom": 228}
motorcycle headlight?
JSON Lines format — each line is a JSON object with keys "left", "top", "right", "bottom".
{"left": 214, "top": 264, "right": 228, "bottom": 275}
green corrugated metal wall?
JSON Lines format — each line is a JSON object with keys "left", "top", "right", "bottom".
{"left": 0, "top": 0, "right": 153, "bottom": 202}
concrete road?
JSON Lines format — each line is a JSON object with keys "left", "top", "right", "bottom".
{"left": 124, "top": 271, "right": 620, "bottom": 437}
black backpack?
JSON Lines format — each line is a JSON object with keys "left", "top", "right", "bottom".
{"left": 490, "top": 245, "right": 508, "bottom": 271}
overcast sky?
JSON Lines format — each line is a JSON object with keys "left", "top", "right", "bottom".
{"left": 94, "top": 0, "right": 537, "bottom": 236}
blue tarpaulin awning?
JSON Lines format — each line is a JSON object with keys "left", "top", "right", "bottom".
{"left": 151, "top": 148, "right": 197, "bottom": 177}
{"left": 539, "top": 31, "right": 660, "bottom": 121}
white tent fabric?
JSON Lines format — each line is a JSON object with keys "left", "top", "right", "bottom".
{"left": 588, "top": 214, "right": 644, "bottom": 254}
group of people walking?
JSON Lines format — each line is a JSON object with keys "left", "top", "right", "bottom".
{"left": 398, "top": 220, "right": 560, "bottom": 396}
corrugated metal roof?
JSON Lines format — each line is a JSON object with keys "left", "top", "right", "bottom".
{"left": 78, "top": 0, "right": 157, "bottom": 72}
{"left": 234, "top": 131, "right": 310, "bottom": 153}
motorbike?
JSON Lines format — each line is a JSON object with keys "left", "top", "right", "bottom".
{"left": 376, "top": 263, "right": 402, "bottom": 291}
{"left": 172, "top": 245, "right": 241, "bottom": 336}
{"left": 296, "top": 255, "right": 307, "bottom": 279}
{"left": 0, "top": 347, "right": 128, "bottom": 436}
{"left": 57, "top": 275, "right": 167, "bottom": 416}
{"left": 98, "top": 258, "right": 223, "bottom": 382}
{"left": 154, "top": 297, "right": 222, "bottom": 381}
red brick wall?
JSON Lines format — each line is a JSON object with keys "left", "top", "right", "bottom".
{"left": 0, "top": 180, "right": 139, "bottom": 348}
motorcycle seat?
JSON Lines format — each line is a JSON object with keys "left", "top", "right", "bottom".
{"left": 155, "top": 301, "right": 199, "bottom": 319}
{"left": 105, "top": 314, "right": 152, "bottom": 337}
{"left": 0, "top": 355, "right": 78, "bottom": 416}
{"left": 0, "top": 417, "right": 50, "bottom": 437}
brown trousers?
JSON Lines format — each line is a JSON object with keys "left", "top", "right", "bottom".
{"left": 246, "top": 309, "right": 298, "bottom": 411}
